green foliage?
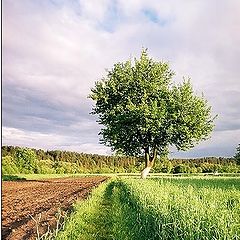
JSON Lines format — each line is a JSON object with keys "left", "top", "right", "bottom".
{"left": 2, "top": 146, "right": 240, "bottom": 174}
{"left": 234, "top": 144, "right": 240, "bottom": 165}
{"left": 219, "top": 164, "right": 239, "bottom": 173}
{"left": 90, "top": 49, "right": 215, "bottom": 164}
{"left": 38, "top": 160, "right": 56, "bottom": 174}
{"left": 196, "top": 166, "right": 203, "bottom": 173}
{"left": 56, "top": 180, "right": 110, "bottom": 240}
{"left": 153, "top": 158, "right": 173, "bottom": 173}
{"left": 61, "top": 162, "right": 76, "bottom": 173}
{"left": 173, "top": 164, "right": 189, "bottom": 173}
{"left": 2, "top": 175, "right": 26, "bottom": 181}
{"left": 57, "top": 177, "right": 240, "bottom": 239}
{"left": 15, "top": 148, "right": 38, "bottom": 173}
{"left": 2, "top": 156, "right": 19, "bottom": 174}
{"left": 55, "top": 166, "right": 66, "bottom": 174}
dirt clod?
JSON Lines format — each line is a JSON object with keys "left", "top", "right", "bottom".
{"left": 2, "top": 176, "right": 107, "bottom": 240}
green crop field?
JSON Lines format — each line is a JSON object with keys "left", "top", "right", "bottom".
{"left": 56, "top": 176, "right": 240, "bottom": 240}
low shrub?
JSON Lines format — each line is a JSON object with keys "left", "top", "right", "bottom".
{"left": 2, "top": 156, "right": 19, "bottom": 174}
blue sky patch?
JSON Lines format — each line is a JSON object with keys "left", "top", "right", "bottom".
{"left": 97, "top": 0, "right": 122, "bottom": 33}
{"left": 143, "top": 8, "right": 168, "bottom": 26}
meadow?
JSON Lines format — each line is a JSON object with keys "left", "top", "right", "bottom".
{"left": 56, "top": 176, "right": 240, "bottom": 240}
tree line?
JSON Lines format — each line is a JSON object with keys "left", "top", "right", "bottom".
{"left": 2, "top": 145, "right": 239, "bottom": 175}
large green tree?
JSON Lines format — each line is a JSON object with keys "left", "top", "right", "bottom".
{"left": 90, "top": 50, "right": 216, "bottom": 178}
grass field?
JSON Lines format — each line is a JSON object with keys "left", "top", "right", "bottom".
{"left": 3, "top": 172, "right": 240, "bottom": 181}
{"left": 3, "top": 174, "right": 240, "bottom": 239}
{"left": 56, "top": 176, "right": 240, "bottom": 240}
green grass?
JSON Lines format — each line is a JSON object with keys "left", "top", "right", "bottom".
{"left": 125, "top": 178, "right": 240, "bottom": 239}
{"left": 3, "top": 172, "right": 240, "bottom": 181}
{"left": 56, "top": 179, "right": 112, "bottom": 239}
{"left": 2, "top": 173, "right": 108, "bottom": 181}
{"left": 1, "top": 173, "right": 142, "bottom": 181}
{"left": 3, "top": 173, "right": 239, "bottom": 238}
{"left": 56, "top": 176, "right": 240, "bottom": 240}
{"left": 156, "top": 176, "right": 240, "bottom": 190}
{"left": 2, "top": 175, "right": 27, "bottom": 181}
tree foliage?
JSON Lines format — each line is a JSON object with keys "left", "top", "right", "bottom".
{"left": 2, "top": 146, "right": 239, "bottom": 174}
{"left": 90, "top": 50, "right": 216, "bottom": 163}
{"left": 234, "top": 144, "right": 240, "bottom": 165}
{"left": 15, "top": 148, "right": 38, "bottom": 173}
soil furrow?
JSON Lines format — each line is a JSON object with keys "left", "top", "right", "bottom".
{"left": 2, "top": 176, "right": 107, "bottom": 240}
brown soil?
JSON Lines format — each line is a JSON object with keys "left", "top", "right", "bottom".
{"left": 2, "top": 176, "right": 108, "bottom": 240}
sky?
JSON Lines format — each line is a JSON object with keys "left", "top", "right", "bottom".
{"left": 2, "top": 0, "right": 240, "bottom": 158}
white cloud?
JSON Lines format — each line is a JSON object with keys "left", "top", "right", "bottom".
{"left": 2, "top": 127, "right": 64, "bottom": 148}
{"left": 79, "top": 0, "right": 111, "bottom": 23}
{"left": 2, "top": 0, "right": 240, "bottom": 157}
{"left": 172, "top": 129, "right": 240, "bottom": 158}
{"left": 2, "top": 127, "right": 111, "bottom": 155}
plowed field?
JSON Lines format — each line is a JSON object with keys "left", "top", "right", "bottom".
{"left": 2, "top": 176, "right": 107, "bottom": 240}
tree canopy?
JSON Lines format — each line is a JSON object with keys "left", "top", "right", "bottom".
{"left": 234, "top": 144, "right": 240, "bottom": 165}
{"left": 16, "top": 148, "right": 38, "bottom": 173}
{"left": 90, "top": 50, "right": 216, "bottom": 176}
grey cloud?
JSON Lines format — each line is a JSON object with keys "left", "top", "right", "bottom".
{"left": 2, "top": 0, "right": 240, "bottom": 157}
{"left": 3, "top": 82, "right": 100, "bottom": 141}
{"left": 172, "top": 146, "right": 235, "bottom": 159}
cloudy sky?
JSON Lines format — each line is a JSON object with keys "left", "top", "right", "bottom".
{"left": 2, "top": 0, "right": 240, "bottom": 158}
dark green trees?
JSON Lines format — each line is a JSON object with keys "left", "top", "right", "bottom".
{"left": 90, "top": 50, "right": 215, "bottom": 178}
{"left": 16, "top": 148, "right": 38, "bottom": 173}
{"left": 234, "top": 144, "right": 240, "bottom": 165}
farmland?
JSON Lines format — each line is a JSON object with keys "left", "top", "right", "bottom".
{"left": 2, "top": 176, "right": 107, "bottom": 240}
{"left": 57, "top": 176, "right": 240, "bottom": 240}
{"left": 2, "top": 175, "right": 240, "bottom": 240}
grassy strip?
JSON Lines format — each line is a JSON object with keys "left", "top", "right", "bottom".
{"left": 156, "top": 176, "right": 240, "bottom": 190}
{"left": 56, "top": 180, "right": 112, "bottom": 239}
{"left": 56, "top": 177, "right": 240, "bottom": 240}
{"left": 2, "top": 173, "right": 109, "bottom": 181}
{"left": 3, "top": 173, "right": 240, "bottom": 181}
{"left": 2, "top": 175, "right": 27, "bottom": 181}
{"left": 56, "top": 179, "right": 146, "bottom": 240}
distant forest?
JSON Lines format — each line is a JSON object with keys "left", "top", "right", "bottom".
{"left": 2, "top": 145, "right": 239, "bottom": 174}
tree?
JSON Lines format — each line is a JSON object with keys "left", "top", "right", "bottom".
{"left": 90, "top": 50, "right": 216, "bottom": 178}
{"left": 15, "top": 148, "right": 38, "bottom": 173}
{"left": 234, "top": 144, "right": 240, "bottom": 165}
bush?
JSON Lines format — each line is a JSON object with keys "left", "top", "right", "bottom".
{"left": 219, "top": 164, "right": 239, "bottom": 173}
{"left": 2, "top": 156, "right": 19, "bottom": 174}
{"left": 15, "top": 148, "right": 38, "bottom": 173}
{"left": 196, "top": 167, "right": 203, "bottom": 173}
{"left": 2, "top": 175, "right": 26, "bottom": 181}
{"left": 173, "top": 164, "right": 191, "bottom": 173}
{"left": 126, "top": 165, "right": 138, "bottom": 173}
{"left": 190, "top": 167, "right": 198, "bottom": 173}
{"left": 61, "top": 162, "right": 76, "bottom": 173}
{"left": 38, "top": 160, "right": 56, "bottom": 174}
{"left": 55, "top": 166, "right": 66, "bottom": 174}
{"left": 200, "top": 163, "right": 218, "bottom": 173}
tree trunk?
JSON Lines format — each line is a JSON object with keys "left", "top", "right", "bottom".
{"left": 141, "top": 147, "right": 157, "bottom": 179}
{"left": 141, "top": 165, "right": 153, "bottom": 179}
